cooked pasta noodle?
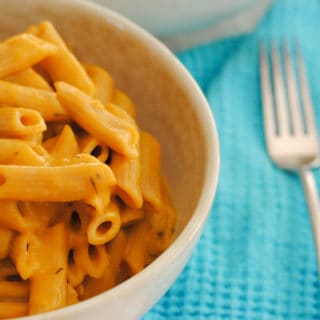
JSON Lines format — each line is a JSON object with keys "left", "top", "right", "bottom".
{"left": 36, "top": 21, "right": 95, "bottom": 96}
{"left": 5, "top": 68, "right": 53, "bottom": 91}
{"left": 0, "top": 107, "right": 46, "bottom": 138}
{"left": 0, "top": 80, "right": 68, "bottom": 121}
{"left": 0, "top": 228, "right": 14, "bottom": 260}
{"left": 87, "top": 200, "right": 121, "bottom": 245}
{"left": 56, "top": 81, "right": 139, "bottom": 158}
{"left": 0, "top": 33, "right": 57, "bottom": 79}
{"left": 140, "top": 131, "right": 162, "bottom": 209}
{"left": 0, "top": 139, "right": 47, "bottom": 165}
{"left": 110, "top": 151, "right": 143, "bottom": 209}
{"left": 0, "top": 21, "right": 177, "bottom": 318}
{"left": 84, "top": 63, "right": 114, "bottom": 105}
{"left": 111, "top": 89, "right": 137, "bottom": 118}
{"left": 78, "top": 135, "right": 109, "bottom": 163}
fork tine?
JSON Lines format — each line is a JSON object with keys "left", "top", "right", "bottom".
{"left": 296, "top": 43, "right": 317, "bottom": 136}
{"left": 271, "top": 42, "right": 290, "bottom": 135}
{"left": 283, "top": 42, "right": 304, "bottom": 135}
{"left": 259, "top": 43, "right": 276, "bottom": 136}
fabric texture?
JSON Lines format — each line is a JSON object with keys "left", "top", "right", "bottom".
{"left": 143, "top": 0, "right": 320, "bottom": 319}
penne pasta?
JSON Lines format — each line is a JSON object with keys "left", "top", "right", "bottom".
{"left": 0, "top": 80, "right": 68, "bottom": 121}
{"left": 120, "top": 206, "right": 145, "bottom": 227}
{"left": 56, "top": 81, "right": 139, "bottom": 158}
{"left": 11, "top": 232, "right": 41, "bottom": 280}
{"left": 0, "top": 200, "right": 27, "bottom": 232}
{"left": 0, "top": 107, "right": 46, "bottom": 138}
{"left": 0, "top": 280, "right": 29, "bottom": 299}
{"left": 106, "top": 229, "right": 127, "bottom": 277}
{"left": 73, "top": 244, "right": 109, "bottom": 279}
{"left": 0, "top": 139, "right": 47, "bottom": 165}
{"left": 140, "top": 131, "right": 162, "bottom": 209}
{"left": 0, "top": 302, "right": 28, "bottom": 318}
{"left": 67, "top": 249, "right": 86, "bottom": 287}
{"left": 0, "top": 228, "right": 15, "bottom": 260}
{"left": 78, "top": 135, "right": 109, "bottom": 163}
{"left": 84, "top": 64, "right": 114, "bottom": 105}
{"left": 18, "top": 202, "right": 64, "bottom": 233}
{"left": 65, "top": 205, "right": 90, "bottom": 249}
{"left": 0, "top": 162, "right": 115, "bottom": 203}
{"left": 37, "top": 21, "right": 95, "bottom": 96}
{"left": 66, "top": 283, "right": 79, "bottom": 305}
{"left": 110, "top": 151, "right": 143, "bottom": 208}
{"left": 146, "top": 177, "right": 177, "bottom": 259}
{"left": 5, "top": 68, "right": 53, "bottom": 91}
{"left": 80, "top": 253, "right": 115, "bottom": 300}
{"left": 111, "top": 89, "right": 136, "bottom": 118}
{"left": 49, "top": 124, "right": 80, "bottom": 158}
{"left": 87, "top": 200, "right": 121, "bottom": 245}
{"left": 29, "top": 223, "right": 67, "bottom": 314}
{"left": 0, "top": 33, "right": 57, "bottom": 79}
{"left": 104, "top": 102, "right": 135, "bottom": 122}
{"left": 123, "top": 220, "right": 148, "bottom": 275}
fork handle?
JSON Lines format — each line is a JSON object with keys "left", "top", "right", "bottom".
{"left": 299, "top": 168, "right": 320, "bottom": 272}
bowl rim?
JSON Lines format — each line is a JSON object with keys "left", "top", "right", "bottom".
{"left": 7, "top": 0, "right": 220, "bottom": 318}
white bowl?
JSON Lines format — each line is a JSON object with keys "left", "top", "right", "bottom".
{"left": 0, "top": 0, "right": 220, "bottom": 319}
{"left": 90, "top": 0, "right": 273, "bottom": 51}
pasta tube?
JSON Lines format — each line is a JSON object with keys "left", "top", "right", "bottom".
{"left": 37, "top": 21, "right": 95, "bottom": 96}
{"left": 0, "top": 80, "right": 68, "bottom": 121}
{"left": 104, "top": 102, "right": 135, "bottom": 122}
{"left": 106, "top": 229, "right": 127, "bottom": 276}
{"left": 78, "top": 135, "right": 109, "bottom": 163}
{"left": 66, "top": 283, "right": 78, "bottom": 305}
{"left": 56, "top": 81, "right": 139, "bottom": 158}
{"left": 11, "top": 232, "right": 41, "bottom": 280}
{"left": 0, "top": 302, "right": 28, "bottom": 318}
{"left": 80, "top": 254, "right": 115, "bottom": 299}
{"left": 140, "top": 131, "right": 162, "bottom": 209}
{"left": 67, "top": 248, "right": 86, "bottom": 287}
{"left": 5, "top": 68, "right": 53, "bottom": 91}
{"left": 73, "top": 244, "right": 109, "bottom": 279}
{"left": 87, "top": 200, "right": 121, "bottom": 245}
{"left": 110, "top": 151, "right": 143, "bottom": 208}
{"left": 123, "top": 220, "right": 148, "bottom": 274}
{"left": 0, "top": 139, "right": 47, "bottom": 165}
{"left": 0, "top": 228, "right": 14, "bottom": 260}
{"left": 18, "top": 202, "right": 64, "bottom": 233}
{"left": 0, "top": 33, "right": 57, "bottom": 79}
{"left": 84, "top": 64, "right": 114, "bottom": 105}
{"left": 49, "top": 124, "right": 80, "bottom": 158}
{"left": 146, "top": 177, "right": 177, "bottom": 258}
{"left": 29, "top": 223, "right": 67, "bottom": 314}
{"left": 65, "top": 204, "right": 90, "bottom": 248}
{"left": 0, "top": 107, "right": 46, "bottom": 138}
{"left": 0, "top": 280, "right": 29, "bottom": 299}
{"left": 0, "top": 200, "right": 26, "bottom": 232}
{"left": 0, "top": 162, "right": 115, "bottom": 202}
{"left": 111, "top": 89, "right": 136, "bottom": 118}
{"left": 120, "top": 206, "right": 144, "bottom": 227}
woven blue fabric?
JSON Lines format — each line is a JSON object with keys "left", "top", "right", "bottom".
{"left": 143, "top": 0, "right": 320, "bottom": 319}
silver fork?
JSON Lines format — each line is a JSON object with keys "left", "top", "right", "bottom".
{"left": 260, "top": 42, "right": 320, "bottom": 272}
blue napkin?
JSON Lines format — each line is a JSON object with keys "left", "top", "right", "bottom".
{"left": 144, "top": 0, "right": 320, "bottom": 319}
